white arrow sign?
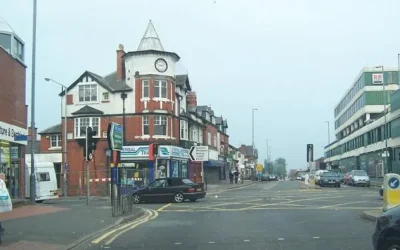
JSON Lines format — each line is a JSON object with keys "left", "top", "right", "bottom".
{"left": 189, "top": 146, "right": 209, "bottom": 161}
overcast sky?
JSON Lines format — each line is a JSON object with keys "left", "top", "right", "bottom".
{"left": 2, "top": 0, "right": 400, "bottom": 169}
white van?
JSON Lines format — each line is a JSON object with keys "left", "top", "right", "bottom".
{"left": 25, "top": 162, "right": 59, "bottom": 202}
{"left": 315, "top": 170, "right": 329, "bottom": 185}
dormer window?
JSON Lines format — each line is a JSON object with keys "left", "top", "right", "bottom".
{"left": 79, "top": 84, "right": 98, "bottom": 102}
{"left": 50, "top": 135, "right": 62, "bottom": 148}
{"left": 102, "top": 92, "right": 109, "bottom": 101}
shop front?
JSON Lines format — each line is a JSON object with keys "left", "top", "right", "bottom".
{"left": 120, "top": 145, "right": 189, "bottom": 186}
{"left": 0, "top": 121, "right": 28, "bottom": 198}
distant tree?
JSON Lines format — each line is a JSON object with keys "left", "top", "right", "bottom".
{"left": 272, "top": 158, "right": 287, "bottom": 177}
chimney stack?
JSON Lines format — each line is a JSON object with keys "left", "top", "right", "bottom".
{"left": 116, "top": 44, "right": 126, "bottom": 81}
{"left": 186, "top": 91, "right": 197, "bottom": 112}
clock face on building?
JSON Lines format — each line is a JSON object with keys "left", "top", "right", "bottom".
{"left": 155, "top": 58, "right": 168, "bottom": 73}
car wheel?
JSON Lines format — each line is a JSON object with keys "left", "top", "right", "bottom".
{"left": 189, "top": 198, "right": 197, "bottom": 202}
{"left": 132, "top": 194, "right": 141, "bottom": 204}
{"left": 337, "top": 184, "right": 341, "bottom": 188}
{"left": 382, "top": 237, "right": 400, "bottom": 250}
{"left": 174, "top": 193, "right": 184, "bottom": 203}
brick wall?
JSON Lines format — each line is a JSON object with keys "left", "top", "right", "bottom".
{"left": 0, "top": 47, "right": 27, "bottom": 128}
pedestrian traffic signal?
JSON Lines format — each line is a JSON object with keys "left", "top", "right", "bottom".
{"left": 85, "top": 126, "right": 97, "bottom": 162}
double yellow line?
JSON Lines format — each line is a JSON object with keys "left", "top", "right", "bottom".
{"left": 91, "top": 209, "right": 158, "bottom": 246}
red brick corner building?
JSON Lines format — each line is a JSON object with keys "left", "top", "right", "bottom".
{"left": 0, "top": 18, "right": 28, "bottom": 198}
{"left": 59, "top": 21, "right": 231, "bottom": 196}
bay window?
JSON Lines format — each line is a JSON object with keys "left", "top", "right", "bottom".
{"left": 78, "top": 84, "right": 98, "bottom": 102}
{"left": 142, "top": 115, "right": 149, "bottom": 135}
{"left": 74, "top": 117, "right": 100, "bottom": 138}
{"left": 154, "top": 115, "right": 167, "bottom": 136}
{"left": 142, "top": 80, "right": 149, "bottom": 98}
{"left": 180, "top": 120, "right": 188, "bottom": 140}
{"left": 154, "top": 80, "right": 167, "bottom": 98}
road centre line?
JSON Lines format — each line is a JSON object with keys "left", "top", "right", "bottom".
{"left": 92, "top": 209, "right": 156, "bottom": 244}
{"left": 157, "top": 203, "right": 172, "bottom": 211}
{"left": 247, "top": 195, "right": 345, "bottom": 209}
{"left": 159, "top": 206, "right": 383, "bottom": 212}
{"left": 318, "top": 201, "right": 367, "bottom": 209}
{"left": 104, "top": 210, "right": 159, "bottom": 245}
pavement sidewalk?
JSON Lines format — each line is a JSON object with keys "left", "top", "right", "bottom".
{"left": 361, "top": 209, "right": 382, "bottom": 222}
{"left": 0, "top": 198, "right": 144, "bottom": 250}
{"left": 207, "top": 180, "right": 254, "bottom": 193}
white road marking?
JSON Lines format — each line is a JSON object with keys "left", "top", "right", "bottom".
{"left": 208, "top": 241, "right": 216, "bottom": 244}
{"left": 243, "top": 239, "right": 250, "bottom": 242}
{"left": 313, "top": 236, "right": 320, "bottom": 239}
{"left": 174, "top": 242, "right": 182, "bottom": 245}
{"left": 278, "top": 238, "right": 285, "bottom": 241}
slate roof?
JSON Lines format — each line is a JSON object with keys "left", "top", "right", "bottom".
{"left": 71, "top": 105, "right": 104, "bottom": 115}
{"left": 176, "top": 74, "right": 191, "bottom": 91}
{"left": 59, "top": 71, "right": 131, "bottom": 96}
{"left": 39, "top": 124, "right": 62, "bottom": 134}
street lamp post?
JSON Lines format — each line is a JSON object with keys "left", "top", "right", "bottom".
{"left": 44, "top": 78, "right": 68, "bottom": 197}
{"left": 375, "top": 66, "right": 388, "bottom": 174}
{"left": 120, "top": 92, "right": 127, "bottom": 144}
{"left": 30, "top": 0, "right": 38, "bottom": 204}
{"left": 325, "top": 121, "right": 330, "bottom": 145}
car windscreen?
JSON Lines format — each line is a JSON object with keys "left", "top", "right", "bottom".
{"left": 354, "top": 170, "right": 367, "bottom": 176}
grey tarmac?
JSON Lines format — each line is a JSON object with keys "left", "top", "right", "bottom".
{"left": 80, "top": 180, "right": 381, "bottom": 250}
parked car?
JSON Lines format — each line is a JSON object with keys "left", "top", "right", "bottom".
{"left": 349, "top": 170, "right": 370, "bottom": 187}
{"left": 319, "top": 172, "right": 341, "bottom": 188}
{"left": 269, "top": 174, "right": 278, "bottom": 181}
{"left": 132, "top": 177, "right": 206, "bottom": 204}
{"left": 372, "top": 205, "right": 400, "bottom": 250}
{"left": 315, "top": 170, "right": 329, "bottom": 185}
{"left": 261, "top": 174, "right": 270, "bottom": 181}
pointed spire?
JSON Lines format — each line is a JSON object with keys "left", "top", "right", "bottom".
{"left": 137, "top": 20, "right": 164, "bottom": 51}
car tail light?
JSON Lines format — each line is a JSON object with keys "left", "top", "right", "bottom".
{"left": 188, "top": 187, "right": 195, "bottom": 193}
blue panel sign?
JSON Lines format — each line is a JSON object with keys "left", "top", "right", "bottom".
{"left": 14, "top": 135, "right": 28, "bottom": 141}
{"left": 388, "top": 177, "right": 399, "bottom": 189}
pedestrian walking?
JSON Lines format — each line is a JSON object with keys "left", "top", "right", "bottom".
{"left": 234, "top": 169, "right": 239, "bottom": 184}
{"left": 0, "top": 172, "right": 12, "bottom": 243}
{"left": 229, "top": 171, "right": 234, "bottom": 184}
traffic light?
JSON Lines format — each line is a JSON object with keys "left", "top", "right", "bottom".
{"left": 85, "top": 126, "right": 97, "bottom": 162}
{"left": 148, "top": 143, "right": 159, "bottom": 161}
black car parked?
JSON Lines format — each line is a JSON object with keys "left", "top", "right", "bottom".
{"left": 132, "top": 177, "right": 206, "bottom": 204}
{"left": 373, "top": 205, "right": 400, "bottom": 250}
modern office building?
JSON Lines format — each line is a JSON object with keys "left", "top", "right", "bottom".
{"left": 325, "top": 66, "right": 400, "bottom": 176}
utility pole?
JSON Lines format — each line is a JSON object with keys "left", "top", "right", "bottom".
{"left": 30, "top": 0, "right": 38, "bottom": 204}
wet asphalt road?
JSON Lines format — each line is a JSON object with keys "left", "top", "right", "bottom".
{"left": 84, "top": 180, "right": 381, "bottom": 250}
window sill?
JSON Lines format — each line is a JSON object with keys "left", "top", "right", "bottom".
{"left": 48, "top": 147, "right": 62, "bottom": 151}
{"left": 101, "top": 100, "right": 110, "bottom": 103}
{"left": 153, "top": 135, "right": 170, "bottom": 139}
{"left": 153, "top": 98, "right": 170, "bottom": 102}
{"left": 77, "top": 101, "right": 100, "bottom": 105}
{"left": 74, "top": 136, "right": 102, "bottom": 139}
{"left": 141, "top": 97, "right": 150, "bottom": 102}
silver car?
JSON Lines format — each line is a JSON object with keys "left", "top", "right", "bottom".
{"left": 349, "top": 170, "right": 370, "bottom": 187}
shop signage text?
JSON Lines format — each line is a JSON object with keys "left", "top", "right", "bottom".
{"left": 0, "top": 121, "right": 28, "bottom": 145}
{"left": 121, "top": 145, "right": 189, "bottom": 159}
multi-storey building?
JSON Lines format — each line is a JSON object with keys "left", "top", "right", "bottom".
{"left": 0, "top": 17, "right": 28, "bottom": 198}
{"left": 325, "top": 66, "right": 400, "bottom": 176}
{"left": 52, "top": 21, "right": 232, "bottom": 195}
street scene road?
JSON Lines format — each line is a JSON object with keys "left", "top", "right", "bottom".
{"left": 82, "top": 180, "right": 380, "bottom": 250}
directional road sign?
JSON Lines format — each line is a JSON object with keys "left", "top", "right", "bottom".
{"left": 189, "top": 146, "right": 209, "bottom": 161}
{"left": 389, "top": 177, "right": 400, "bottom": 189}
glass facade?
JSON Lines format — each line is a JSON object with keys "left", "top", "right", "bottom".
{"left": 0, "top": 140, "right": 22, "bottom": 198}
